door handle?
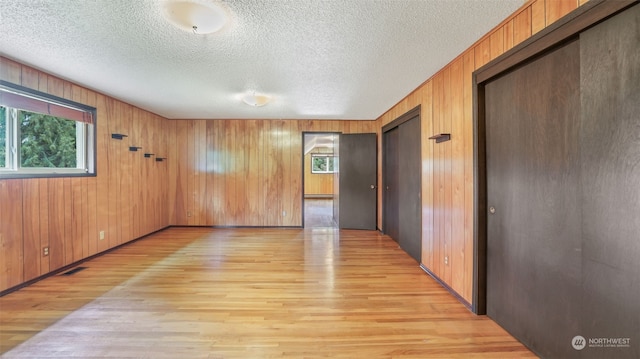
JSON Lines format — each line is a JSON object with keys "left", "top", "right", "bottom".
{"left": 370, "top": 185, "right": 377, "bottom": 189}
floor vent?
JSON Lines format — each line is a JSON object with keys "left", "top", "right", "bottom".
{"left": 61, "top": 267, "right": 87, "bottom": 276}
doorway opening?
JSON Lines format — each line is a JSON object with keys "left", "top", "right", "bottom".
{"left": 302, "top": 132, "right": 339, "bottom": 228}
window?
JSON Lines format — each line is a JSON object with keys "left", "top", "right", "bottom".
{"left": 0, "top": 81, "right": 96, "bottom": 178}
{"left": 311, "top": 154, "right": 336, "bottom": 173}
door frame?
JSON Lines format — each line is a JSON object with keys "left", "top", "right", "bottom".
{"left": 301, "top": 131, "right": 341, "bottom": 228}
{"left": 472, "top": 0, "right": 636, "bottom": 314}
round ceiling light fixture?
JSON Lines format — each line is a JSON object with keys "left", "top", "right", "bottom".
{"left": 163, "top": 1, "right": 228, "bottom": 34}
{"left": 242, "top": 93, "right": 271, "bottom": 107}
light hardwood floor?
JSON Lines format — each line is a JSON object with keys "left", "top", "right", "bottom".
{"left": 0, "top": 227, "right": 536, "bottom": 358}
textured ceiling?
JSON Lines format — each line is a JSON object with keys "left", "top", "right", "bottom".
{"left": 0, "top": 0, "right": 523, "bottom": 120}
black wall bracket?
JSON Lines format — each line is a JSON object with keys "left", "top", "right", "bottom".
{"left": 428, "top": 133, "right": 451, "bottom": 143}
{"left": 144, "top": 153, "right": 155, "bottom": 158}
{"left": 111, "top": 133, "right": 128, "bottom": 140}
{"left": 155, "top": 157, "right": 166, "bottom": 162}
{"left": 129, "top": 146, "right": 142, "bottom": 152}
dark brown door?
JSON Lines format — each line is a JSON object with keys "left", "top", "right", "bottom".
{"left": 484, "top": 5, "right": 640, "bottom": 358}
{"left": 383, "top": 127, "right": 400, "bottom": 241}
{"left": 338, "top": 133, "right": 377, "bottom": 230}
{"left": 398, "top": 117, "right": 421, "bottom": 262}
{"left": 485, "top": 39, "right": 582, "bottom": 358}
{"left": 578, "top": 5, "right": 640, "bottom": 352}
{"left": 382, "top": 110, "right": 422, "bottom": 262}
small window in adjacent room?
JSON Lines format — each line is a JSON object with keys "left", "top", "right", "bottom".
{"left": 0, "top": 81, "right": 96, "bottom": 178}
{"left": 311, "top": 154, "right": 336, "bottom": 174}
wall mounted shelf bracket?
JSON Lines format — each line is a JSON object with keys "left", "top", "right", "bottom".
{"left": 428, "top": 133, "right": 451, "bottom": 143}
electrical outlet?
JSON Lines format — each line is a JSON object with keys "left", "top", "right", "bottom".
{"left": 43, "top": 247, "right": 49, "bottom": 257}
{"left": 444, "top": 256, "right": 449, "bottom": 265}
{"left": 187, "top": 211, "right": 192, "bottom": 217}
{"left": 282, "top": 211, "right": 286, "bottom": 217}
{"left": 99, "top": 230, "right": 105, "bottom": 240}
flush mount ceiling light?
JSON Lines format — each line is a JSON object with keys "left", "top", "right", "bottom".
{"left": 242, "top": 93, "right": 271, "bottom": 107}
{"left": 163, "top": 1, "right": 227, "bottom": 34}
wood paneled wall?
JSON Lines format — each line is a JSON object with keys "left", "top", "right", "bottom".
{"left": 0, "top": 57, "right": 170, "bottom": 293}
{"left": 1, "top": 0, "right": 584, "bottom": 297}
{"left": 168, "top": 120, "right": 375, "bottom": 227}
{"left": 376, "top": 0, "right": 583, "bottom": 304}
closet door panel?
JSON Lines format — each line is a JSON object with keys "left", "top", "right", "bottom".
{"left": 580, "top": 4, "right": 640, "bottom": 349}
{"left": 485, "top": 39, "right": 582, "bottom": 358}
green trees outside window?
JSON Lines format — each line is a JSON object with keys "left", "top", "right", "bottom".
{"left": 312, "top": 155, "right": 336, "bottom": 173}
{"left": 19, "top": 111, "right": 77, "bottom": 168}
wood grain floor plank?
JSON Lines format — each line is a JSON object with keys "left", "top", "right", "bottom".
{"left": 0, "top": 227, "right": 535, "bottom": 358}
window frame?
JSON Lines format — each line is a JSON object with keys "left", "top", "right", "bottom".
{"left": 0, "top": 80, "right": 97, "bottom": 179}
{"left": 311, "top": 154, "right": 336, "bottom": 174}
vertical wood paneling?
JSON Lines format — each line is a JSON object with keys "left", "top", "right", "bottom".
{"left": 62, "top": 178, "right": 73, "bottom": 265}
{"left": 22, "top": 179, "right": 41, "bottom": 281}
{"left": 432, "top": 72, "right": 444, "bottom": 279}
{"left": 95, "top": 93, "right": 110, "bottom": 253}
{"left": 283, "top": 121, "right": 295, "bottom": 226}
{"left": 420, "top": 81, "right": 434, "bottom": 271}
{"left": 71, "top": 177, "right": 85, "bottom": 262}
{"left": 262, "top": 121, "right": 273, "bottom": 226}
{"left": 462, "top": 49, "right": 475, "bottom": 303}
{"left": 490, "top": 28, "right": 505, "bottom": 62}
{"left": 106, "top": 98, "right": 117, "bottom": 247}
{"left": 0, "top": 57, "right": 22, "bottom": 83}
{"left": 195, "top": 120, "right": 207, "bottom": 225}
{"left": 38, "top": 179, "right": 50, "bottom": 275}
{"left": 131, "top": 108, "right": 142, "bottom": 238}
{"left": 237, "top": 120, "right": 249, "bottom": 225}
{"left": 48, "top": 178, "right": 66, "bottom": 271}
{"left": 0, "top": 59, "right": 171, "bottom": 292}
{"left": 504, "top": 19, "right": 515, "bottom": 52}
{"left": 266, "top": 121, "right": 279, "bottom": 225}
{"left": 186, "top": 120, "right": 197, "bottom": 225}
{"left": 174, "top": 121, "right": 189, "bottom": 225}
{"left": 513, "top": 7, "right": 533, "bottom": 47}
{"left": 167, "top": 120, "right": 178, "bottom": 225}
{"left": 292, "top": 121, "right": 303, "bottom": 225}
{"left": 21, "top": 67, "right": 39, "bottom": 90}
{"left": 246, "top": 120, "right": 262, "bottom": 225}
{"left": 120, "top": 103, "right": 133, "bottom": 244}
{"left": 532, "top": 0, "right": 547, "bottom": 34}
{"left": 213, "top": 121, "right": 226, "bottom": 225}
{"left": 205, "top": 121, "right": 216, "bottom": 225}
{"left": 159, "top": 116, "right": 169, "bottom": 228}
{"left": 47, "top": 75, "right": 64, "bottom": 98}
{"left": 546, "top": 0, "right": 578, "bottom": 25}
{"left": 168, "top": 119, "right": 377, "bottom": 227}
{"left": 84, "top": 90, "right": 98, "bottom": 257}
{"left": 450, "top": 58, "right": 465, "bottom": 296}
{"left": 0, "top": 180, "right": 24, "bottom": 290}
{"left": 474, "top": 37, "right": 492, "bottom": 69}
{"left": 442, "top": 66, "right": 453, "bottom": 286}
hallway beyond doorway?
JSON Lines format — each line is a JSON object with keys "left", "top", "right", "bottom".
{"left": 304, "top": 198, "right": 335, "bottom": 228}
